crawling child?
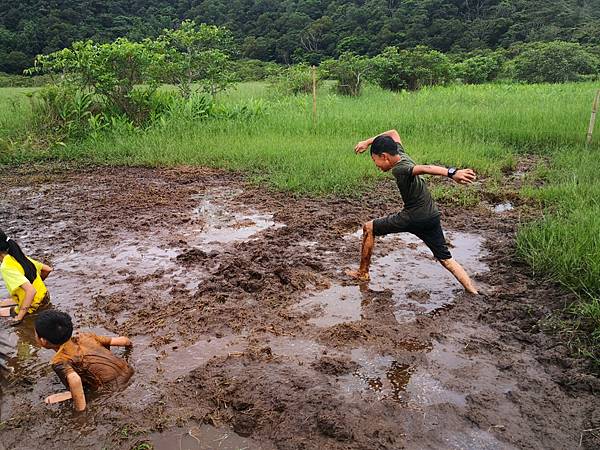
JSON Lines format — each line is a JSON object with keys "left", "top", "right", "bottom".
{"left": 35, "top": 310, "right": 134, "bottom": 411}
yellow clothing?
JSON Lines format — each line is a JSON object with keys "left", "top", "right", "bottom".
{"left": 1, "top": 255, "right": 48, "bottom": 314}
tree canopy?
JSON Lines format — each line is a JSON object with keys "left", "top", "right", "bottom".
{"left": 2, "top": 0, "right": 600, "bottom": 73}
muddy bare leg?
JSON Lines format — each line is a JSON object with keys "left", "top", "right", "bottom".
{"left": 346, "top": 221, "right": 375, "bottom": 281}
{"left": 439, "top": 258, "right": 478, "bottom": 294}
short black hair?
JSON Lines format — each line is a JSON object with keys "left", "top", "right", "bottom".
{"left": 370, "top": 135, "right": 400, "bottom": 156}
{"left": 35, "top": 310, "right": 73, "bottom": 345}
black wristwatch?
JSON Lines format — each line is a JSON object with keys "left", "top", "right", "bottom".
{"left": 447, "top": 167, "right": 457, "bottom": 179}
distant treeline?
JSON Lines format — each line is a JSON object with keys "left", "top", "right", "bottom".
{"left": 2, "top": 0, "right": 600, "bottom": 73}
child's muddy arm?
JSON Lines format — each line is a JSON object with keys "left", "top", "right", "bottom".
{"left": 110, "top": 336, "right": 133, "bottom": 347}
{"left": 67, "top": 372, "right": 86, "bottom": 411}
{"left": 355, "top": 129, "right": 402, "bottom": 153}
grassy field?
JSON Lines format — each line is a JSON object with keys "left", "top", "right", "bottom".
{"left": 1, "top": 81, "right": 599, "bottom": 352}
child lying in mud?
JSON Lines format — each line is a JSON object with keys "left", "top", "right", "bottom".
{"left": 35, "top": 310, "right": 134, "bottom": 411}
{"left": 346, "top": 130, "right": 479, "bottom": 294}
{"left": 0, "top": 230, "right": 53, "bottom": 325}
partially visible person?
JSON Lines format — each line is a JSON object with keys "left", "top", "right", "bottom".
{"left": 0, "top": 230, "right": 52, "bottom": 325}
{"left": 35, "top": 310, "right": 134, "bottom": 412}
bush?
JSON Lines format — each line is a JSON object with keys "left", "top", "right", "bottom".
{"left": 320, "top": 52, "right": 371, "bottom": 96}
{"left": 234, "top": 59, "right": 282, "bottom": 81}
{"left": 371, "top": 46, "right": 452, "bottom": 91}
{"left": 509, "top": 41, "right": 600, "bottom": 83}
{"left": 274, "top": 64, "right": 320, "bottom": 95}
{"left": 30, "top": 38, "right": 165, "bottom": 124}
{"left": 25, "top": 21, "right": 240, "bottom": 143}
{"left": 453, "top": 54, "right": 502, "bottom": 84}
{"left": 0, "top": 72, "right": 51, "bottom": 87}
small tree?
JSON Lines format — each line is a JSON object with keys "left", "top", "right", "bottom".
{"left": 371, "top": 46, "right": 452, "bottom": 91}
{"left": 157, "top": 20, "right": 236, "bottom": 98}
{"left": 320, "top": 52, "right": 371, "bottom": 96}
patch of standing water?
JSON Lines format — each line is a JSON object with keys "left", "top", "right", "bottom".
{"left": 146, "top": 423, "right": 275, "bottom": 450}
{"left": 189, "top": 191, "right": 284, "bottom": 247}
{"left": 299, "top": 231, "right": 488, "bottom": 326}
{"left": 339, "top": 348, "right": 413, "bottom": 402}
{"left": 160, "top": 335, "right": 245, "bottom": 381}
{"left": 295, "top": 285, "right": 364, "bottom": 327}
{"left": 493, "top": 202, "right": 514, "bottom": 213}
{"left": 339, "top": 347, "right": 467, "bottom": 408}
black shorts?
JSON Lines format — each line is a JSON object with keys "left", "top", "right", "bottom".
{"left": 372, "top": 212, "right": 452, "bottom": 260}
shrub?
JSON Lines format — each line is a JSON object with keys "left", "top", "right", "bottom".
{"left": 234, "top": 59, "right": 282, "bottom": 81}
{"left": 371, "top": 46, "right": 452, "bottom": 91}
{"left": 509, "top": 41, "right": 599, "bottom": 83}
{"left": 453, "top": 54, "right": 502, "bottom": 84}
{"left": 320, "top": 52, "right": 371, "bottom": 96}
{"left": 274, "top": 64, "right": 320, "bottom": 95}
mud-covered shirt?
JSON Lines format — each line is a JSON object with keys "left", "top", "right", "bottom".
{"left": 51, "top": 333, "right": 133, "bottom": 390}
{"left": 391, "top": 152, "right": 440, "bottom": 221}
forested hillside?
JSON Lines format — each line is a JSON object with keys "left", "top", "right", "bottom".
{"left": 1, "top": 0, "right": 600, "bottom": 72}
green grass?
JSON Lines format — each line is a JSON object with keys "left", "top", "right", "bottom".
{"left": 1, "top": 81, "right": 600, "bottom": 357}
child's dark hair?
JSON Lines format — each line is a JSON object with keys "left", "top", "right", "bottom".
{"left": 0, "top": 230, "right": 37, "bottom": 283}
{"left": 35, "top": 310, "right": 73, "bottom": 345}
{"left": 370, "top": 135, "right": 402, "bottom": 156}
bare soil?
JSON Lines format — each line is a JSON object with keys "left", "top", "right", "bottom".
{"left": 0, "top": 165, "right": 598, "bottom": 450}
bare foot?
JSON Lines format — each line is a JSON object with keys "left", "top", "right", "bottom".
{"left": 345, "top": 269, "right": 370, "bottom": 282}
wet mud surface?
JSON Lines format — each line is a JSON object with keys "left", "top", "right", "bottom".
{"left": 0, "top": 166, "right": 598, "bottom": 449}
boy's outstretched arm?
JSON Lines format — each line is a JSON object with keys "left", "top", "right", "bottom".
{"left": 67, "top": 372, "right": 86, "bottom": 411}
{"left": 355, "top": 129, "right": 402, "bottom": 153}
{"left": 412, "top": 165, "right": 477, "bottom": 185}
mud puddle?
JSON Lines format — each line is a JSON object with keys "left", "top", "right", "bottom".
{"left": 1, "top": 167, "right": 598, "bottom": 450}
{"left": 298, "top": 230, "right": 488, "bottom": 326}
{"left": 192, "top": 190, "right": 283, "bottom": 247}
{"left": 147, "top": 422, "right": 275, "bottom": 450}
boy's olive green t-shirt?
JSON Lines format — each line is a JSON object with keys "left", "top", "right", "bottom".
{"left": 391, "top": 152, "right": 440, "bottom": 221}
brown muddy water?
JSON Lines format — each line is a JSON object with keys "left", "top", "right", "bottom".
{"left": 0, "top": 167, "right": 598, "bottom": 450}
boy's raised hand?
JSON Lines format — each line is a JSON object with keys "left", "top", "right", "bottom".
{"left": 354, "top": 140, "right": 370, "bottom": 154}
{"left": 452, "top": 169, "right": 477, "bottom": 185}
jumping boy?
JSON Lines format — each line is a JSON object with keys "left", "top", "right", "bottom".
{"left": 35, "top": 310, "right": 134, "bottom": 411}
{"left": 346, "top": 130, "right": 479, "bottom": 294}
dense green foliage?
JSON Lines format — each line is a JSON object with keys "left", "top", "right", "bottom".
{"left": 25, "top": 22, "right": 237, "bottom": 142}
{"left": 2, "top": 0, "right": 600, "bottom": 73}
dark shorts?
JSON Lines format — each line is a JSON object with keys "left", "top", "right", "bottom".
{"left": 372, "top": 212, "right": 452, "bottom": 260}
